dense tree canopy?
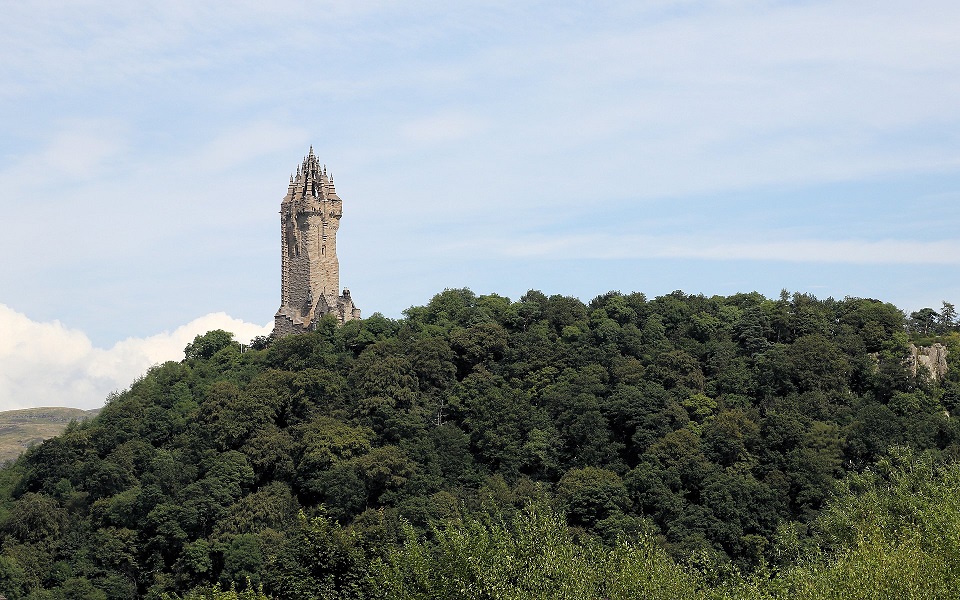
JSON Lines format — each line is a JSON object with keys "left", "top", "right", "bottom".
{"left": 1, "top": 289, "right": 959, "bottom": 599}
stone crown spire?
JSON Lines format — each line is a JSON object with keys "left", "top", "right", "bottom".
{"left": 288, "top": 148, "right": 339, "bottom": 203}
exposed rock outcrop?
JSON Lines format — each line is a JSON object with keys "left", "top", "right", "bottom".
{"left": 909, "top": 343, "right": 949, "bottom": 380}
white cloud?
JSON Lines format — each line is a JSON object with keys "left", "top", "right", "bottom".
{"left": 0, "top": 304, "right": 271, "bottom": 411}
{"left": 492, "top": 234, "right": 960, "bottom": 265}
{"left": 0, "top": 1, "right": 396, "bottom": 98}
{"left": 187, "top": 122, "right": 310, "bottom": 173}
{"left": 0, "top": 120, "right": 127, "bottom": 188}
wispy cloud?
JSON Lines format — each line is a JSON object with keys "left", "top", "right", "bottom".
{"left": 399, "top": 112, "right": 489, "bottom": 145}
{"left": 182, "top": 121, "right": 310, "bottom": 173}
{"left": 0, "top": 304, "right": 271, "bottom": 410}
{"left": 491, "top": 234, "right": 960, "bottom": 265}
{"left": 2, "top": 0, "right": 960, "bottom": 353}
{"left": 0, "top": 120, "right": 127, "bottom": 185}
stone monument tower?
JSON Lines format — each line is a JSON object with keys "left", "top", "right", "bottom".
{"left": 273, "top": 147, "right": 361, "bottom": 336}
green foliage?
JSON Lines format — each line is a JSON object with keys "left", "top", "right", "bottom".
{"left": 264, "top": 510, "right": 371, "bottom": 600}
{"left": 371, "top": 503, "right": 698, "bottom": 600}
{"left": 1, "top": 288, "right": 959, "bottom": 598}
{"left": 165, "top": 580, "right": 271, "bottom": 600}
{"left": 718, "top": 449, "right": 960, "bottom": 599}
{"left": 185, "top": 330, "right": 237, "bottom": 362}
{"left": 557, "top": 467, "right": 630, "bottom": 527}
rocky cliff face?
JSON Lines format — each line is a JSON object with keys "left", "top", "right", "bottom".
{"left": 909, "top": 343, "right": 949, "bottom": 380}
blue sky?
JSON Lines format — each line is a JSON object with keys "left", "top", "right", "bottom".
{"left": 2, "top": 1, "right": 960, "bottom": 408}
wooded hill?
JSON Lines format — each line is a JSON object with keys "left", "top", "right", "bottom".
{"left": 1, "top": 289, "right": 959, "bottom": 599}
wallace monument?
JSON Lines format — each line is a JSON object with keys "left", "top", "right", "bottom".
{"left": 273, "top": 147, "right": 361, "bottom": 336}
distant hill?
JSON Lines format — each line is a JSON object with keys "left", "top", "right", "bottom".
{"left": 0, "top": 406, "right": 99, "bottom": 463}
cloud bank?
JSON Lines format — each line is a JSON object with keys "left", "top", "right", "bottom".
{"left": 0, "top": 304, "right": 271, "bottom": 411}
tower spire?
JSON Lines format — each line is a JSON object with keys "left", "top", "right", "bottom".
{"left": 274, "top": 146, "right": 361, "bottom": 337}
